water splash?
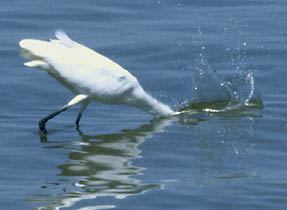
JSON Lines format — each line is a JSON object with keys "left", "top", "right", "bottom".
{"left": 179, "top": 53, "right": 263, "bottom": 114}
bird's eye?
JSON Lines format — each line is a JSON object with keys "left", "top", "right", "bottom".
{"left": 119, "top": 76, "right": 126, "bottom": 81}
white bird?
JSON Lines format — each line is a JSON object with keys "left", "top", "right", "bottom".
{"left": 19, "top": 30, "right": 175, "bottom": 133}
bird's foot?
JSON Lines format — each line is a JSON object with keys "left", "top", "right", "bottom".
{"left": 75, "top": 123, "right": 80, "bottom": 130}
{"left": 39, "top": 121, "right": 48, "bottom": 142}
{"left": 39, "top": 120, "right": 47, "bottom": 134}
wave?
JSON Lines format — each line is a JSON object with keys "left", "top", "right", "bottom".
{"left": 177, "top": 53, "right": 263, "bottom": 115}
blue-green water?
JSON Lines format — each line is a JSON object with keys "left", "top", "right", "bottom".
{"left": 1, "top": 1, "right": 287, "bottom": 209}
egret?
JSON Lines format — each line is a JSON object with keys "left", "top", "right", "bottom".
{"left": 19, "top": 30, "right": 175, "bottom": 133}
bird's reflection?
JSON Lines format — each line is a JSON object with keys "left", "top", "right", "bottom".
{"left": 34, "top": 107, "right": 261, "bottom": 209}
{"left": 36, "top": 117, "right": 182, "bottom": 209}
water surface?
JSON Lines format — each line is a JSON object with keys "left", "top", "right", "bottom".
{"left": 1, "top": 0, "right": 287, "bottom": 209}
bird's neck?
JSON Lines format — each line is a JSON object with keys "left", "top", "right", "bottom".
{"left": 132, "top": 88, "right": 175, "bottom": 116}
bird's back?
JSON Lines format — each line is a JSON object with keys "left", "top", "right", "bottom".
{"left": 19, "top": 31, "right": 140, "bottom": 103}
{"left": 19, "top": 31, "right": 125, "bottom": 73}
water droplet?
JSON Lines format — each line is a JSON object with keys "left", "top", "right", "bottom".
{"left": 198, "top": 27, "right": 202, "bottom": 35}
{"left": 234, "top": 148, "right": 239, "bottom": 154}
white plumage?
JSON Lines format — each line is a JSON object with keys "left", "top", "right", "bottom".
{"left": 19, "top": 30, "right": 174, "bottom": 133}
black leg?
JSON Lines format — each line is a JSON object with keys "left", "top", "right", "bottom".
{"left": 75, "top": 113, "right": 82, "bottom": 129}
{"left": 38, "top": 106, "right": 68, "bottom": 133}
{"left": 75, "top": 101, "right": 89, "bottom": 129}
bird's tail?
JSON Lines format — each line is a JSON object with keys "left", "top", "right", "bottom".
{"left": 19, "top": 39, "right": 52, "bottom": 70}
{"left": 19, "top": 30, "right": 78, "bottom": 70}
{"left": 19, "top": 39, "right": 54, "bottom": 58}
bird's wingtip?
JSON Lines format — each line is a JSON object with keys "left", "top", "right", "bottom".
{"left": 55, "top": 29, "right": 66, "bottom": 38}
{"left": 54, "top": 29, "right": 77, "bottom": 47}
{"left": 55, "top": 29, "right": 71, "bottom": 41}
